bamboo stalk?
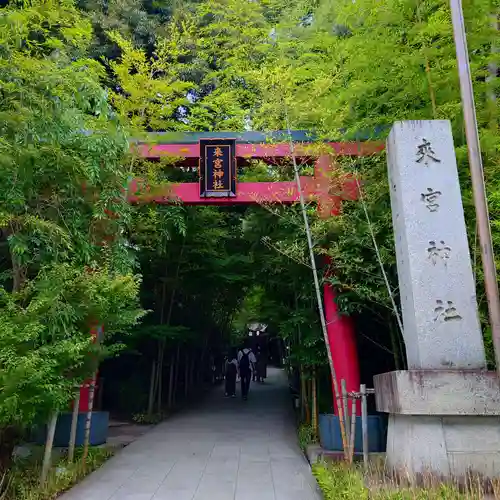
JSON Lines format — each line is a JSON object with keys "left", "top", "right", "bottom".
{"left": 361, "top": 384, "right": 369, "bottom": 470}
{"left": 341, "top": 379, "right": 350, "bottom": 444}
{"left": 348, "top": 397, "right": 357, "bottom": 464}
{"left": 82, "top": 377, "right": 96, "bottom": 466}
{"left": 157, "top": 341, "right": 165, "bottom": 413}
{"left": 160, "top": 239, "right": 186, "bottom": 412}
{"left": 40, "top": 412, "right": 58, "bottom": 485}
{"left": 189, "top": 354, "right": 195, "bottom": 391}
{"left": 311, "top": 368, "right": 319, "bottom": 439}
{"left": 68, "top": 391, "right": 80, "bottom": 463}
{"left": 148, "top": 360, "right": 157, "bottom": 417}
{"left": 167, "top": 350, "right": 175, "bottom": 409}
{"left": 286, "top": 123, "right": 349, "bottom": 458}
{"left": 156, "top": 259, "right": 168, "bottom": 415}
{"left": 173, "top": 344, "right": 180, "bottom": 406}
{"left": 185, "top": 351, "right": 190, "bottom": 400}
{"left": 301, "top": 367, "right": 310, "bottom": 424}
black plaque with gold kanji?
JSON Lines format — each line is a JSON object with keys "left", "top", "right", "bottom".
{"left": 199, "top": 139, "right": 236, "bottom": 198}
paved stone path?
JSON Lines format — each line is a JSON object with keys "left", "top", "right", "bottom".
{"left": 61, "top": 367, "right": 320, "bottom": 500}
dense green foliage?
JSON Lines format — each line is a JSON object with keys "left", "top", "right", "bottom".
{"left": 4, "top": 447, "right": 113, "bottom": 500}
{"left": 247, "top": 0, "right": 499, "bottom": 362}
{"left": 100, "top": 0, "right": 499, "bottom": 373}
{"left": 0, "top": 0, "right": 143, "bottom": 469}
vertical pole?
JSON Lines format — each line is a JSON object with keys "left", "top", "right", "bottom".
{"left": 341, "top": 379, "right": 350, "bottom": 441}
{"left": 173, "top": 344, "right": 180, "bottom": 407}
{"left": 301, "top": 367, "right": 309, "bottom": 423}
{"left": 82, "top": 376, "right": 96, "bottom": 466}
{"left": 68, "top": 391, "right": 80, "bottom": 463}
{"left": 190, "top": 354, "right": 195, "bottom": 392}
{"left": 148, "top": 360, "right": 156, "bottom": 417}
{"left": 168, "top": 351, "right": 175, "bottom": 409}
{"left": 185, "top": 351, "right": 190, "bottom": 400}
{"left": 323, "top": 268, "right": 360, "bottom": 409}
{"left": 40, "top": 412, "right": 58, "bottom": 485}
{"left": 312, "top": 367, "right": 319, "bottom": 439}
{"left": 449, "top": 0, "right": 500, "bottom": 372}
{"left": 287, "top": 136, "right": 349, "bottom": 457}
{"left": 360, "top": 384, "right": 369, "bottom": 470}
{"left": 349, "top": 397, "right": 357, "bottom": 464}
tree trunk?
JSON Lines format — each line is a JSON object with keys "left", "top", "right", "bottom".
{"left": 189, "top": 353, "right": 196, "bottom": 394}
{"left": 300, "top": 367, "right": 310, "bottom": 424}
{"left": 156, "top": 257, "right": 168, "bottom": 415}
{"left": 157, "top": 343, "right": 164, "bottom": 414}
{"left": 173, "top": 344, "right": 180, "bottom": 406}
{"left": 199, "top": 336, "right": 209, "bottom": 385}
{"left": 156, "top": 239, "right": 185, "bottom": 413}
{"left": 184, "top": 351, "right": 190, "bottom": 400}
{"left": 82, "top": 375, "right": 96, "bottom": 466}
{"left": 68, "top": 391, "right": 80, "bottom": 463}
{"left": 167, "top": 351, "right": 176, "bottom": 409}
{"left": 10, "top": 224, "right": 27, "bottom": 294}
{"left": 11, "top": 257, "right": 26, "bottom": 294}
{"left": 148, "top": 360, "right": 157, "bottom": 417}
{"left": 311, "top": 368, "right": 319, "bottom": 440}
{"left": 40, "top": 412, "right": 58, "bottom": 485}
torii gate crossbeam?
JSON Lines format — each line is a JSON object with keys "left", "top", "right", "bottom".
{"left": 124, "top": 131, "right": 384, "bottom": 413}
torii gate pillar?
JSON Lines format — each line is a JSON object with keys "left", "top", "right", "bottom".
{"left": 315, "top": 155, "right": 360, "bottom": 412}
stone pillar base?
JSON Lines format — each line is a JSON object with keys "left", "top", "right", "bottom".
{"left": 387, "top": 414, "right": 500, "bottom": 477}
{"left": 375, "top": 370, "right": 500, "bottom": 478}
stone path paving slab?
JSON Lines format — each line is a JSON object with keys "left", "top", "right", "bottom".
{"left": 60, "top": 368, "right": 320, "bottom": 500}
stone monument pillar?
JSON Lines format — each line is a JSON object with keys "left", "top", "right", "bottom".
{"left": 374, "top": 120, "right": 500, "bottom": 478}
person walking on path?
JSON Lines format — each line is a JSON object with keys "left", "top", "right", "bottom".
{"left": 256, "top": 347, "right": 266, "bottom": 383}
{"left": 238, "top": 343, "right": 256, "bottom": 401}
{"left": 224, "top": 350, "right": 238, "bottom": 398}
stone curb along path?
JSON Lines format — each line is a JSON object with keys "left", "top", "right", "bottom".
{"left": 60, "top": 367, "right": 321, "bottom": 500}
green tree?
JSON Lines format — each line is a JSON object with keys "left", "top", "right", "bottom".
{"left": 245, "top": 0, "right": 499, "bottom": 364}
{"left": 0, "top": 0, "right": 144, "bottom": 468}
{"left": 0, "top": 265, "right": 143, "bottom": 466}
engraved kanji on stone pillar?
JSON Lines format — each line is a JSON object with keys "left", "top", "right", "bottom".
{"left": 387, "top": 120, "right": 486, "bottom": 370}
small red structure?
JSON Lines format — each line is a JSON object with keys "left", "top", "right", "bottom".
{"left": 88, "top": 131, "right": 383, "bottom": 413}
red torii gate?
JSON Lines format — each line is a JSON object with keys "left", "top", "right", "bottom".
{"left": 82, "top": 131, "right": 384, "bottom": 414}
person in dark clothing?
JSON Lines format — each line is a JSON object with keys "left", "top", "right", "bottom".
{"left": 252, "top": 346, "right": 259, "bottom": 382}
{"left": 225, "top": 350, "right": 238, "bottom": 397}
{"left": 238, "top": 344, "right": 257, "bottom": 400}
{"left": 256, "top": 346, "right": 265, "bottom": 383}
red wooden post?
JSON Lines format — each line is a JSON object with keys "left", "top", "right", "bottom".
{"left": 77, "top": 324, "right": 102, "bottom": 412}
{"left": 323, "top": 272, "right": 360, "bottom": 414}
{"left": 315, "top": 155, "right": 361, "bottom": 414}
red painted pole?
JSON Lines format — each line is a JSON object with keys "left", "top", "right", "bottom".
{"left": 77, "top": 324, "right": 101, "bottom": 412}
{"left": 323, "top": 278, "right": 360, "bottom": 414}
{"left": 314, "top": 155, "right": 361, "bottom": 414}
